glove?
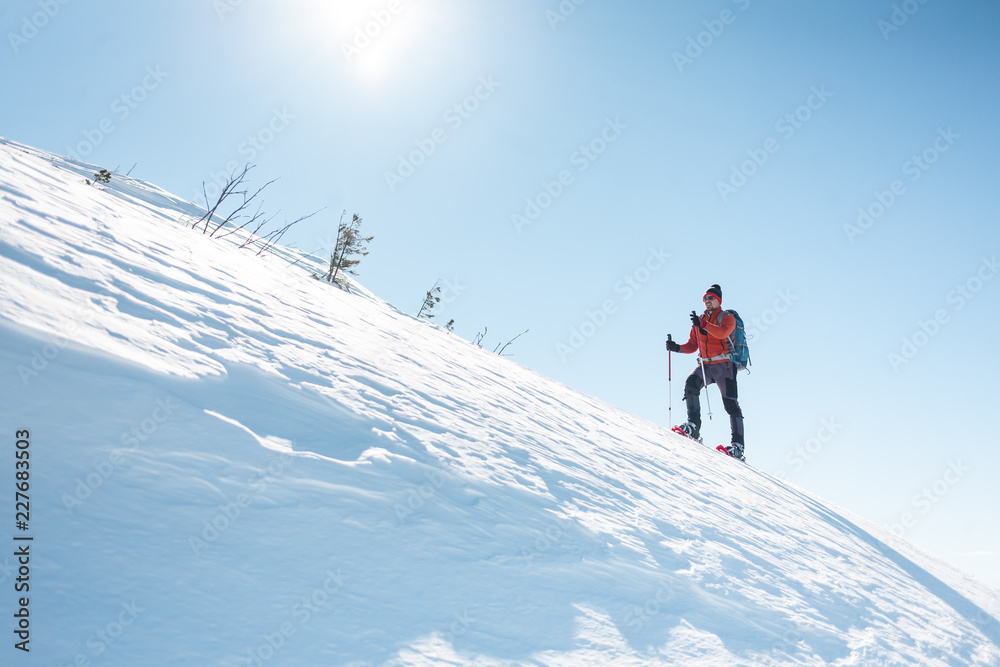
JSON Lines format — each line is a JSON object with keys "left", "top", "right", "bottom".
{"left": 666, "top": 339, "right": 680, "bottom": 352}
{"left": 690, "top": 311, "right": 707, "bottom": 335}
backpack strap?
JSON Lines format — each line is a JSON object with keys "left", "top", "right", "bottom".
{"left": 719, "top": 310, "right": 735, "bottom": 359}
{"left": 703, "top": 310, "right": 735, "bottom": 364}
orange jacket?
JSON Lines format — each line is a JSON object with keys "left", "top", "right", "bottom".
{"left": 678, "top": 309, "right": 735, "bottom": 364}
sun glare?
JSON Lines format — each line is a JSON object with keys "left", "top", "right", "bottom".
{"left": 306, "top": 0, "right": 432, "bottom": 84}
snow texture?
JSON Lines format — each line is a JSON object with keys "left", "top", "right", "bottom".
{"left": 1, "top": 137, "right": 999, "bottom": 665}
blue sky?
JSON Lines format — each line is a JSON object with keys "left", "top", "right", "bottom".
{"left": 3, "top": 0, "right": 1000, "bottom": 586}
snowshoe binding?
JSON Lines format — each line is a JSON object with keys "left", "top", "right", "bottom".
{"left": 671, "top": 422, "right": 702, "bottom": 444}
{"left": 716, "top": 442, "right": 745, "bottom": 462}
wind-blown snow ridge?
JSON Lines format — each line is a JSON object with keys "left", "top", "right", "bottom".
{"left": 1, "top": 137, "right": 999, "bottom": 665}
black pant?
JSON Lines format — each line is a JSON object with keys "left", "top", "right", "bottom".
{"left": 683, "top": 361, "right": 744, "bottom": 446}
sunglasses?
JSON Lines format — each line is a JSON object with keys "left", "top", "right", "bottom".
{"left": 703, "top": 295, "right": 718, "bottom": 303}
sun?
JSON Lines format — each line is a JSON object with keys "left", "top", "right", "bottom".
{"left": 305, "top": 0, "right": 432, "bottom": 84}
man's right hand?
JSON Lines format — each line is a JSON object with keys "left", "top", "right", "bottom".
{"left": 666, "top": 339, "right": 680, "bottom": 352}
{"left": 690, "top": 311, "right": 707, "bottom": 335}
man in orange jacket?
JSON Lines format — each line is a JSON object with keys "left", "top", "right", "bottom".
{"left": 666, "top": 284, "right": 745, "bottom": 461}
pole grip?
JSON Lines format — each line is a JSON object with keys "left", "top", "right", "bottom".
{"left": 666, "top": 335, "right": 672, "bottom": 377}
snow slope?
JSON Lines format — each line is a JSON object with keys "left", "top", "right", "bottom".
{"left": 1, "top": 137, "right": 999, "bottom": 666}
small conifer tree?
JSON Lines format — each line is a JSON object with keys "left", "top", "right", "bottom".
{"left": 86, "top": 168, "right": 112, "bottom": 186}
{"left": 417, "top": 281, "right": 455, "bottom": 331}
{"left": 323, "top": 211, "right": 373, "bottom": 287}
{"left": 417, "top": 282, "right": 442, "bottom": 320}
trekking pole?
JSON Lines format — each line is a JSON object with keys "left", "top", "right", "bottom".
{"left": 691, "top": 313, "right": 713, "bottom": 421}
{"left": 666, "top": 334, "right": 673, "bottom": 427}
{"left": 700, "top": 356, "right": 713, "bottom": 420}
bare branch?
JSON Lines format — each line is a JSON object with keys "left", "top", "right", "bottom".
{"left": 209, "top": 177, "right": 278, "bottom": 238}
{"left": 473, "top": 327, "right": 487, "bottom": 348}
{"left": 193, "top": 164, "right": 254, "bottom": 234}
{"left": 496, "top": 329, "right": 528, "bottom": 357}
{"left": 216, "top": 200, "right": 274, "bottom": 243}
{"left": 256, "top": 209, "right": 323, "bottom": 257}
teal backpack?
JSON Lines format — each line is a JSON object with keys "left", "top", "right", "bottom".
{"left": 717, "top": 309, "right": 751, "bottom": 372}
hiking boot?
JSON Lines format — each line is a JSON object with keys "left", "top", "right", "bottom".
{"left": 724, "top": 442, "right": 745, "bottom": 462}
{"left": 676, "top": 422, "right": 702, "bottom": 443}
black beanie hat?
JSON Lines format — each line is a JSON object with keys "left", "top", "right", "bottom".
{"left": 704, "top": 284, "right": 722, "bottom": 302}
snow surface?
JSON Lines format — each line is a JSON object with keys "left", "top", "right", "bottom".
{"left": 1, "top": 136, "right": 999, "bottom": 666}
